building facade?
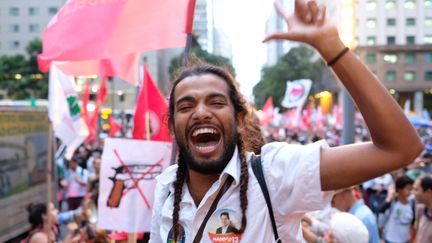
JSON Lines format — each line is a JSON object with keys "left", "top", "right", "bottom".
{"left": 0, "top": 0, "right": 65, "bottom": 56}
{"left": 356, "top": 0, "right": 432, "bottom": 112}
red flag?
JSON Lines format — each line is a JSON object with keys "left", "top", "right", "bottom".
{"left": 132, "top": 65, "right": 171, "bottom": 142}
{"left": 82, "top": 79, "right": 90, "bottom": 125}
{"left": 260, "top": 97, "right": 274, "bottom": 126}
{"left": 109, "top": 116, "right": 122, "bottom": 137}
{"left": 87, "top": 77, "right": 108, "bottom": 141}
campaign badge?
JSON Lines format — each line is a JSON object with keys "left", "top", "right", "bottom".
{"left": 167, "top": 224, "right": 186, "bottom": 243}
{"left": 207, "top": 208, "right": 242, "bottom": 243}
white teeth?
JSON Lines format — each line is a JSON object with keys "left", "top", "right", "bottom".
{"left": 192, "top": 128, "right": 217, "bottom": 137}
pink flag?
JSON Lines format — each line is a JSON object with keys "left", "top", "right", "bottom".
{"left": 39, "top": 0, "right": 194, "bottom": 62}
{"left": 260, "top": 97, "right": 274, "bottom": 126}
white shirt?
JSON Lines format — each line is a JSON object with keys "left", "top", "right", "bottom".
{"left": 66, "top": 166, "right": 88, "bottom": 198}
{"left": 149, "top": 141, "right": 333, "bottom": 243}
{"left": 383, "top": 200, "right": 414, "bottom": 242}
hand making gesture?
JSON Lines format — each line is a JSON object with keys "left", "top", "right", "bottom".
{"left": 264, "top": 0, "right": 423, "bottom": 191}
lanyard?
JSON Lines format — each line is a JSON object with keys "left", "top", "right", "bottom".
{"left": 192, "top": 175, "right": 234, "bottom": 243}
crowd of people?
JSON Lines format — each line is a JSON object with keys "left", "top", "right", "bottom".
{"left": 22, "top": 0, "right": 432, "bottom": 242}
{"left": 262, "top": 123, "right": 432, "bottom": 243}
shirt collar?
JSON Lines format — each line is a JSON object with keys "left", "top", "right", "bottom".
{"left": 349, "top": 199, "right": 365, "bottom": 214}
{"left": 156, "top": 146, "right": 241, "bottom": 187}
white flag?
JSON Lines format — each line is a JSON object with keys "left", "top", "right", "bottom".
{"left": 48, "top": 64, "right": 89, "bottom": 160}
{"left": 98, "top": 138, "right": 172, "bottom": 232}
{"left": 281, "top": 79, "right": 312, "bottom": 108}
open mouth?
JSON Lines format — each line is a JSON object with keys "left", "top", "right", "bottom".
{"left": 190, "top": 127, "right": 221, "bottom": 154}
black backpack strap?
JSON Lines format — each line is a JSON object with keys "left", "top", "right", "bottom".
{"left": 251, "top": 155, "right": 281, "bottom": 243}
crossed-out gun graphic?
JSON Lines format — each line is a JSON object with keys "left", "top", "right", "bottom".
{"left": 107, "top": 164, "right": 163, "bottom": 208}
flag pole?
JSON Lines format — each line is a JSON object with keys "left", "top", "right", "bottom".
{"left": 46, "top": 120, "right": 53, "bottom": 241}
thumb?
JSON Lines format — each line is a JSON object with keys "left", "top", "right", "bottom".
{"left": 262, "top": 32, "right": 301, "bottom": 43}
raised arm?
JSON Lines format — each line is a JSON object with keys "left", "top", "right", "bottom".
{"left": 264, "top": 0, "right": 423, "bottom": 190}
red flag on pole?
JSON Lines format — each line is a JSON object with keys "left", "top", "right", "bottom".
{"left": 260, "top": 97, "right": 274, "bottom": 126}
{"left": 109, "top": 116, "right": 122, "bottom": 137}
{"left": 87, "top": 77, "right": 108, "bottom": 141}
{"left": 82, "top": 79, "right": 90, "bottom": 125}
{"left": 132, "top": 65, "right": 171, "bottom": 142}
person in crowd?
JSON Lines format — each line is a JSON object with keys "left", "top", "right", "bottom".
{"left": 331, "top": 187, "right": 380, "bottom": 243}
{"left": 149, "top": 0, "right": 423, "bottom": 242}
{"left": 379, "top": 176, "right": 415, "bottom": 243}
{"left": 65, "top": 155, "right": 89, "bottom": 210}
{"left": 23, "top": 202, "right": 59, "bottom": 243}
{"left": 413, "top": 175, "right": 432, "bottom": 243}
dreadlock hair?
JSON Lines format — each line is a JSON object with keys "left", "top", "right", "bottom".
{"left": 168, "top": 58, "right": 264, "bottom": 240}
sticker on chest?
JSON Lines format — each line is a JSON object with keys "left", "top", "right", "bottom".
{"left": 167, "top": 224, "right": 186, "bottom": 243}
{"left": 207, "top": 208, "right": 242, "bottom": 243}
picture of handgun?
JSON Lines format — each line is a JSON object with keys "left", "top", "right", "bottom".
{"left": 107, "top": 163, "right": 163, "bottom": 208}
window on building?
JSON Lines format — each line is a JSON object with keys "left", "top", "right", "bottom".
{"left": 425, "top": 0, "right": 432, "bottom": 7}
{"left": 9, "top": 7, "right": 19, "bottom": 16}
{"left": 366, "top": 53, "right": 377, "bottom": 63}
{"left": 386, "top": 0, "right": 397, "bottom": 8}
{"left": 404, "top": 71, "right": 416, "bottom": 81}
{"left": 404, "top": 0, "right": 416, "bottom": 9}
{"left": 425, "top": 71, "right": 432, "bottom": 80}
{"left": 28, "top": 7, "right": 38, "bottom": 16}
{"left": 424, "top": 35, "right": 432, "bottom": 44}
{"left": 386, "top": 71, "right": 397, "bottom": 81}
{"left": 366, "top": 0, "right": 377, "bottom": 10}
{"left": 9, "top": 41, "right": 20, "bottom": 50}
{"left": 29, "top": 24, "right": 40, "bottom": 33}
{"left": 406, "top": 36, "right": 415, "bottom": 45}
{"left": 426, "top": 17, "right": 432, "bottom": 27}
{"left": 9, "top": 24, "right": 19, "bottom": 33}
{"left": 405, "top": 53, "right": 416, "bottom": 64}
{"left": 387, "top": 36, "right": 396, "bottom": 44}
{"left": 367, "top": 18, "right": 377, "bottom": 28}
{"left": 387, "top": 18, "right": 396, "bottom": 26}
{"left": 367, "top": 36, "right": 376, "bottom": 45}
{"left": 425, "top": 52, "right": 432, "bottom": 63}
{"left": 406, "top": 18, "right": 416, "bottom": 26}
{"left": 384, "top": 54, "right": 398, "bottom": 63}
{"left": 48, "top": 7, "right": 58, "bottom": 15}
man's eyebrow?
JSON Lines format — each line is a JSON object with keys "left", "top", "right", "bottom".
{"left": 206, "top": 92, "right": 228, "bottom": 100}
{"left": 175, "top": 95, "right": 195, "bottom": 106}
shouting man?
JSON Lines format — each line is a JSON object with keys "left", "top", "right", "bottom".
{"left": 149, "top": 0, "right": 423, "bottom": 242}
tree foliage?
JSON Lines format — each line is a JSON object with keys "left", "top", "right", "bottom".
{"left": 0, "top": 39, "right": 48, "bottom": 99}
{"left": 168, "top": 36, "right": 235, "bottom": 81}
{"left": 253, "top": 45, "right": 323, "bottom": 109}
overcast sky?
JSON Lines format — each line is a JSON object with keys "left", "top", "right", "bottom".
{"left": 213, "top": 0, "right": 274, "bottom": 100}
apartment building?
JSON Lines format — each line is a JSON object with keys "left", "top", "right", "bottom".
{"left": 356, "top": 0, "right": 432, "bottom": 112}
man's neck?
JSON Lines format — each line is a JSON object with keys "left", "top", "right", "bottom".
{"left": 397, "top": 195, "right": 408, "bottom": 204}
{"left": 187, "top": 169, "right": 219, "bottom": 207}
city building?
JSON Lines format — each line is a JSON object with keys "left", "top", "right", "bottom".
{"left": 356, "top": 0, "right": 432, "bottom": 113}
{"left": 0, "top": 0, "right": 65, "bottom": 56}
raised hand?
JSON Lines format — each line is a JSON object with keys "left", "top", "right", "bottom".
{"left": 263, "top": 0, "right": 339, "bottom": 50}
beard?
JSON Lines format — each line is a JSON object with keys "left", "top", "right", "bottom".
{"left": 176, "top": 132, "right": 238, "bottom": 175}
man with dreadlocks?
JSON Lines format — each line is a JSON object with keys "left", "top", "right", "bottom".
{"left": 149, "top": 0, "right": 423, "bottom": 242}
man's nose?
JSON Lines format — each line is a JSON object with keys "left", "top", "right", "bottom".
{"left": 192, "top": 104, "right": 211, "bottom": 120}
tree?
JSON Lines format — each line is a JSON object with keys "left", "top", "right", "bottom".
{"left": 253, "top": 45, "right": 323, "bottom": 109}
{"left": 0, "top": 39, "right": 48, "bottom": 100}
{"left": 168, "top": 36, "right": 235, "bottom": 80}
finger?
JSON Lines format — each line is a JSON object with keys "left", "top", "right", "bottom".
{"left": 307, "top": 1, "right": 319, "bottom": 24}
{"left": 316, "top": 5, "right": 326, "bottom": 26}
{"left": 295, "top": 0, "right": 310, "bottom": 22}
{"left": 274, "top": 0, "right": 289, "bottom": 22}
